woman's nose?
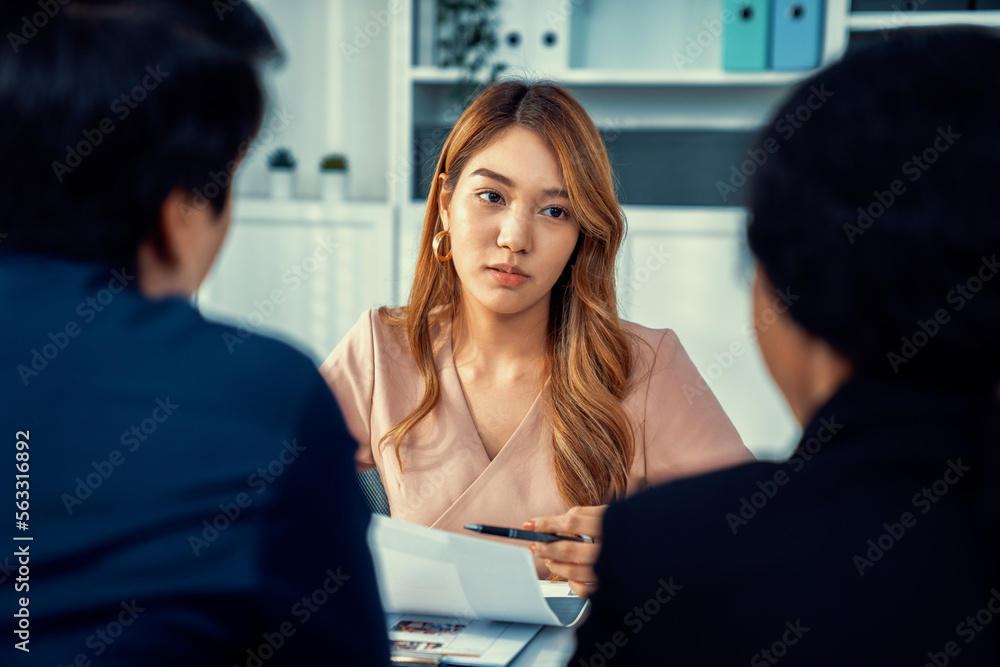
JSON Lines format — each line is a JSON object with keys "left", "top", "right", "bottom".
{"left": 496, "top": 204, "right": 531, "bottom": 254}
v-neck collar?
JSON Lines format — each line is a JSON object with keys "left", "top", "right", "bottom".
{"left": 437, "top": 314, "right": 548, "bottom": 463}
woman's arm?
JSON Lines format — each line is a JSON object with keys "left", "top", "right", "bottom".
{"left": 318, "top": 310, "right": 377, "bottom": 472}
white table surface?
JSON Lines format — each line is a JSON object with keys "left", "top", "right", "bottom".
{"left": 508, "top": 626, "right": 576, "bottom": 667}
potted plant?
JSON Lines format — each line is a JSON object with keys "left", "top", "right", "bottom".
{"left": 437, "top": 0, "right": 506, "bottom": 101}
{"left": 267, "top": 147, "right": 297, "bottom": 199}
{"left": 319, "top": 153, "right": 348, "bottom": 202}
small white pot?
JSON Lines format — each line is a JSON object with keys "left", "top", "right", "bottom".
{"left": 321, "top": 170, "right": 347, "bottom": 201}
{"left": 270, "top": 170, "right": 295, "bottom": 199}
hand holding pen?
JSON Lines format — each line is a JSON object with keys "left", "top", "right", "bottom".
{"left": 466, "top": 505, "right": 607, "bottom": 599}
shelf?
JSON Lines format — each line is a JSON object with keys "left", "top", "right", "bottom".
{"left": 232, "top": 196, "right": 391, "bottom": 225}
{"left": 410, "top": 66, "right": 813, "bottom": 88}
{"left": 848, "top": 11, "right": 1000, "bottom": 31}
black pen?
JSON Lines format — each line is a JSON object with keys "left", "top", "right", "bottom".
{"left": 464, "top": 524, "right": 594, "bottom": 543}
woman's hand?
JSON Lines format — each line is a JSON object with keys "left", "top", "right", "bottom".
{"left": 525, "top": 505, "right": 607, "bottom": 599}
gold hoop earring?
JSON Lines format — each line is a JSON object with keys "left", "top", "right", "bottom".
{"left": 433, "top": 230, "right": 452, "bottom": 262}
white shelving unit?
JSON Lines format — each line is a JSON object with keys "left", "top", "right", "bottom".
{"left": 197, "top": 0, "right": 1000, "bottom": 458}
{"left": 198, "top": 197, "right": 395, "bottom": 364}
{"left": 411, "top": 65, "right": 812, "bottom": 86}
{"left": 390, "top": 0, "right": 856, "bottom": 456}
{"left": 848, "top": 10, "right": 1000, "bottom": 31}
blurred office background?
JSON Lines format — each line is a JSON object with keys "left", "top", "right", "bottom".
{"left": 196, "top": 0, "right": 1000, "bottom": 461}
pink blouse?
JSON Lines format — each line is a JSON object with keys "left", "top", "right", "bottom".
{"left": 320, "top": 310, "right": 752, "bottom": 550}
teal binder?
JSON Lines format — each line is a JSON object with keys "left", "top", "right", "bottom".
{"left": 723, "top": 0, "right": 772, "bottom": 71}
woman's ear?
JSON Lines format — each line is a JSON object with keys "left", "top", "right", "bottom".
{"left": 437, "top": 173, "right": 452, "bottom": 232}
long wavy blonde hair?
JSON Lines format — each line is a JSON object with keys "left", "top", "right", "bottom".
{"left": 379, "top": 81, "right": 642, "bottom": 507}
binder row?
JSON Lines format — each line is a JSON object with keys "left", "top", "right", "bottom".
{"left": 724, "top": 0, "right": 826, "bottom": 71}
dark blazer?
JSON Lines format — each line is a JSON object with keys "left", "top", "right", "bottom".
{"left": 1, "top": 251, "right": 389, "bottom": 666}
{"left": 572, "top": 372, "right": 999, "bottom": 666}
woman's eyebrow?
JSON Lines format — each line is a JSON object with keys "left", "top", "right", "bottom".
{"left": 470, "top": 168, "right": 513, "bottom": 187}
{"left": 470, "top": 168, "right": 568, "bottom": 199}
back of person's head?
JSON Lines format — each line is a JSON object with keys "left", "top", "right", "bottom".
{"left": 747, "top": 27, "right": 1000, "bottom": 392}
{"left": 0, "top": 0, "right": 279, "bottom": 267}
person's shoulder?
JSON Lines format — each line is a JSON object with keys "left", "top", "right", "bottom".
{"left": 327, "top": 307, "right": 412, "bottom": 364}
{"left": 620, "top": 319, "right": 685, "bottom": 384}
{"left": 621, "top": 319, "right": 680, "bottom": 355}
{"left": 193, "top": 314, "right": 318, "bottom": 381}
{"left": 369, "top": 304, "right": 452, "bottom": 351}
{"left": 619, "top": 458, "right": 775, "bottom": 522}
{"left": 339, "top": 307, "right": 409, "bottom": 346}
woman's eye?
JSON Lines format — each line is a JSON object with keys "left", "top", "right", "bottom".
{"left": 545, "top": 206, "right": 568, "bottom": 219}
{"left": 478, "top": 191, "right": 503, "bottom": 204}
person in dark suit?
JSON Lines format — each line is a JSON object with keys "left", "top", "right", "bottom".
{"left": 0, "top": 1, "right": 388, "bottom": 664}
{"left": 565, "top": 27, "right": 1000, "bottom": 666}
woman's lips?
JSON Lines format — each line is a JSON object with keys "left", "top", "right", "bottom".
{"left": 487, "top": 267, "right": 528, "bottom": 287}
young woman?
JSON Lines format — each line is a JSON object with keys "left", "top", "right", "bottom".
{"left": 321, "top": 81, "right": 751, "bottom": 594}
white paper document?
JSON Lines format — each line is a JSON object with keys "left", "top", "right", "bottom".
{"left": 368, "top": 515, "right": 589, "bottom": 627}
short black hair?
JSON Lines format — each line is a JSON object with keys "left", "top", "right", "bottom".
{"left": 747, "top": 26, "right": 1000, "bottom": 390}
{"left": 0, "top": 0, "right": 280, "bottom": 266}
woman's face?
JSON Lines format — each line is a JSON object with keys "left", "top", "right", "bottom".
{"left": 438, "top": 126, "right": 580, "bottom": 319}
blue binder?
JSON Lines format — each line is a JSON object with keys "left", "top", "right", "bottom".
{"left": 723, "top": 1, "right": 772, "bottom": 71}
{"left": 771, "top": 0, "right": 825, "bottom": 71}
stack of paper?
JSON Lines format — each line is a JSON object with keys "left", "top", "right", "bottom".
{"left": 367, "top": 516, "right": 588, "bottom": 666}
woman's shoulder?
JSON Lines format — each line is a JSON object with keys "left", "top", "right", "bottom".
{"left": 337, "top": 306, "right": 453, "bottom": 369}
{"left": 367, "top": 306, "right": 450, "bottom": 342}
{"left": 620, "top": 319, "right": 681, "bottom": 366}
